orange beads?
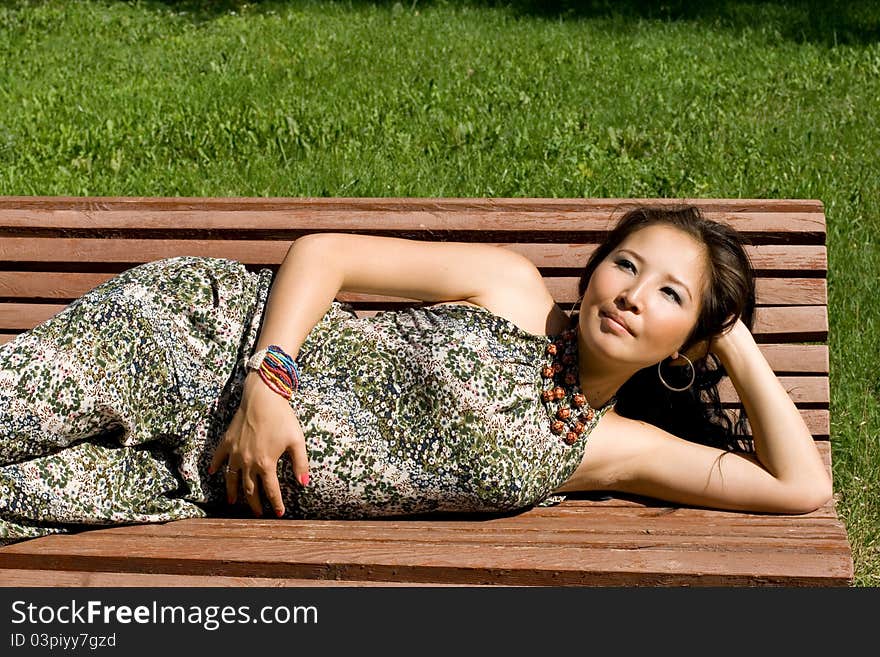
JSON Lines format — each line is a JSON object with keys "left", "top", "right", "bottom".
{"left": 539, "top": 323, "right": 606, "bottom": 447}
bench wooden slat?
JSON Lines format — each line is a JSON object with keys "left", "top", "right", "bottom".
{"left": 336, "top": 275, "right": 827, "bottom": 310}
{"left": 0, "top": 270, "right": 826, "bottom": 307}
{"left": 0, "top": 331, "right": 828, "bottom": 374}
{"left": 339, "top": 306, "right": 831, "bottom": 340}
{"left": 85, "top": 514, "right": 852, "bottom": 544}
{"left": 0, "top": 238, "right": 292, "bottom": 264}
{"left": 495, "top": 244, "right": 827, "bottom": 273}
{"left": 0, "top": 210, "right": 827, "bottom": 242}
{"left": 747, "top": 409, "right": 828, "bottom": 438}
{"left": 0, "top": 240, "right": 827, "bottom": 278}
{"left": 0, "top": 303, "right": 827, "bottom": 340}
{"left": 0, "top": 569, "right": 468, "bottom": 587}
{"left": 751, "top": 306, "right": 827, "bottom": 340}
{"left": 715, "top": 409, "right": 829, "bottom": 439}
{"left": 3, "top": 520, "right": 850, "bottom": 555}
{"left": 758, "top": 344, "right": 828, "bottom": 373}
{"left": 321, "top": 305, "right": 831, "bottom": 341}
{"left": 0, "top": 306, "right": 830, "bottom": 373}
{"left": 0, "top": 544, "right": 850, "bottom": 587}
{"left": 0, "top": 206, "right": 827, "bottom": 224}
{"left": 0, "top": 526, "right": 850, "bottom": 587}
{"left": 748, "top": 278, "right": 825, "bottom": 306}
{"left": 0, "top": 196, "right": 827, "bottom": 212}
{"left": 718, "top": 376, "right": 828, "bottom": 405}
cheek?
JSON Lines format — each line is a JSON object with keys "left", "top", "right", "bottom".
{"left": 586, "top": 265, "right": 619, "bottom": 298}
{"left": 626, "top": 296, "right": 694, "bottom": 340}
{"left": 649, "top": 311, "right": 698, "bottom": 346}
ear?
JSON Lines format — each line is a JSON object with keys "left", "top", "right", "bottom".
{"left": 670, "top": 350, "right": 680, "bottom": 361}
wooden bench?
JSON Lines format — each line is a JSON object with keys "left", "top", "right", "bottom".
{"left": 0, "top": 196, "right": 853, "bottom": 586}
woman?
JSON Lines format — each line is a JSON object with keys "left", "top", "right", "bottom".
{"left": 0, "top": 205, "right": 831, "bottom": 545}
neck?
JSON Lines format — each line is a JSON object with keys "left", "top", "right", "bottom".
{"left": 576, "top": 326, "right": 637, "bottom": 409}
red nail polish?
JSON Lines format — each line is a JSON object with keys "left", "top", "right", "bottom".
{"left": 299, "top": 472, "right": 310, "bottom": 487}
{"left": 276, "top": 508, "right": 284, "bottom": 518}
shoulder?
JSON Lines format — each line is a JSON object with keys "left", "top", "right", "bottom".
{"left": 466, "top": 269, "right": 572, "bottom": 337}
{"left": 408, "top": 243, "right": 569, "bottom": 335}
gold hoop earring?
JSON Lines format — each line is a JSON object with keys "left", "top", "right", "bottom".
{"left": 570, "top": 294, "right": 584, "bottom": 315}
{"left": 657, "top": 354, "right": 695, "bottom": 392}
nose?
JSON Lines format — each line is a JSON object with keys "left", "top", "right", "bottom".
{"left": 616, "top": 283, "right": 645, "bottom": 313}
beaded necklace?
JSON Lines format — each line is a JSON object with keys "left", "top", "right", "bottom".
{"left": 540, "top": 320, "right": 613, "bottom": 445}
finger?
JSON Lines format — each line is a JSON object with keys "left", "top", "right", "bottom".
{"left": 261, "top": 468, "right": 285, "bottom": 518}
{"left": 209, "top": 413, "right": 240, "bottom": 474}
{"left": 241, "top": 467, "right": 264, "bottom": 517}
{"left": 208, "top": 435, "right": 229, "bottom": 475}
{"left": 288, "top": 438, "right": 311, "bottom": 488}
{"left": 225, "top": 465, "right": 240, "bottom": 504}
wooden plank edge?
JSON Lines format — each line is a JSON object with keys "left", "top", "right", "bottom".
{"left": 0, "top": 196, "right": 827, "bottom": 213}
{"left": 0, "top": 568, "right": 478, "bottom": 587}
{"left": 0, "top": 551, "right": 852, "bottom": 587}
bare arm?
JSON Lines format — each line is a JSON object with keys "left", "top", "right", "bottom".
{"left": 210, "top": 233, "right": 545, "bottom": 516}
{"left": 713, "top": 320, "right": 831, "bottom": 498}
{"left": 246, "top": 231, "right": 545, "bottom": 379}
{"left": 607, "top": 320, "right": 832, "bottom": 513}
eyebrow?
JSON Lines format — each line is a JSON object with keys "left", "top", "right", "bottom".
{"left": 616, "top": 249, "right": 694, "bottom": 303}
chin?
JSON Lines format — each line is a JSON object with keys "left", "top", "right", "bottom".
{"left": 580, "top": 312, "right": 651, "bottom": 367}
{"left": 580, "top": 316, "right": 625, "bottom": 360}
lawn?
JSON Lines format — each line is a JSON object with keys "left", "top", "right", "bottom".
{"left": 1, "top": 0, "right": 877, "bottom": 584}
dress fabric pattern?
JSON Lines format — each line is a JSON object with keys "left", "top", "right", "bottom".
{"left": 0, "top": 257, "right": 613, "bottom": 545}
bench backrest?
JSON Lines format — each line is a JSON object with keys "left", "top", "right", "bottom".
{"left": 0, "top": 197, "right": 828, "bottom": 443}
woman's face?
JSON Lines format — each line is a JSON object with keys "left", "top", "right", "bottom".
{"left": 579, "top": 224, "right": 708, "bottom": 368}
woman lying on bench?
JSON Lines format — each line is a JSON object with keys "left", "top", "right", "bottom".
{"left": 0, "top": 205, "right": 832, "bottom": 545}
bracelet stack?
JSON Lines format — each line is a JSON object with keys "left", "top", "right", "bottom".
{"left": 244, "top": 344, "right": 301, "bottom": 400}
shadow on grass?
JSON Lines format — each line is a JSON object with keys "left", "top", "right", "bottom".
{"left": 118, "top": 0, "right": 880, "bottom": 46}
{"left": 4, "top": 0, "right": 878, "bottom": 45}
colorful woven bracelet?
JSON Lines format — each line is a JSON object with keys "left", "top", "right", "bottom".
{"left": 245, "top": 344, "right": 301, "bottom": 400}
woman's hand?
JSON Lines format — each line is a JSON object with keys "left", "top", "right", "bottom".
{"left": 707, "top": 318, "right": 754, "bottom": 365}
{"left": 209, "top": 373, "right": 310, "bottom": 518}
{"left": 673, "top": 317, "right": 751, "bottom": 365}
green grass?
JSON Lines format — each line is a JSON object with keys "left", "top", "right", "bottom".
{"left": 1, "top": 0, "right": 878, "bottom": 584}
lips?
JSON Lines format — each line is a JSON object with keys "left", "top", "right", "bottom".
{"left": 600, "top": 310, "right": 634, "bottom": 336}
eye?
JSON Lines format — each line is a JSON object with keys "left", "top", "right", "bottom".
{"left": 662, "top": 287, "right": 682, "bottom": 304}
{"left": 615, "top": 258, "right": 635, "bottom": 273}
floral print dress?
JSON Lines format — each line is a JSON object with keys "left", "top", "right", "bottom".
{"left": 0, "top": 257, "right": 614, "bottom": 546}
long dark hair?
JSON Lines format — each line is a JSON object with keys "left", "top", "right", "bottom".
{"left": 574, "top": 205, "right": 757, "bottom": 452}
